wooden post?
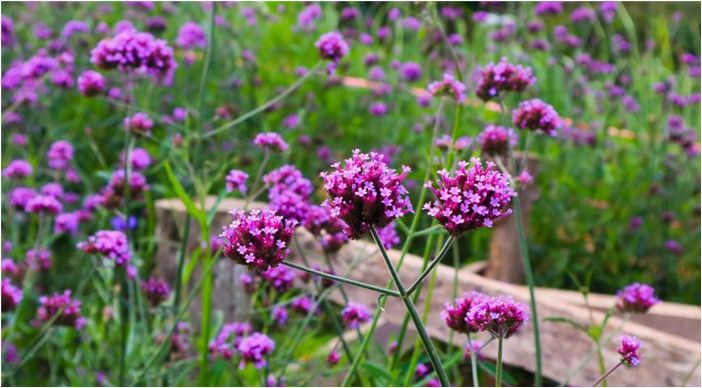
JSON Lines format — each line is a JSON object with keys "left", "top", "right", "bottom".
{"left": 485, "top": 152, "right": 540, "bottom": 283}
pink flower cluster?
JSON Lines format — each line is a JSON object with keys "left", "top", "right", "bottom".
{"left": 77, "top": 70, "right": 106, "bottom": 96}
{"left": 25, "top": 195, "right": 63, "bottom": 215}
{"left": 441, "top": 291, "right": 488, "bottom": 334}
{"left": 475, "top": 57, "right": 535, "bottom": 101}
{"left": 427, "top": 73, "right": 466, "bottom": 102}
{"left": 78, "top": 230, "right": 132, "bottom": 266}
{"left": 2, "top": 279, "right": 22, "bottom": 312}
{"left": 225, "top": 169, "right": 249, "bottom": 194}
{"left": 512, "top": 99, "right": 561, "bottom": 136}
{"left": 315, "top": 32, "right": 350, "bottom": 74}
{"left": 423, "top": 158, "right": 516, "bottom": 237}
{"left": 465, "top": 295, "right": 529, "bottom": 338}
{"left": 618, "top": 335, "right": 642, "bottom": 367}
{"left": 477, "top": 125, "right": 519, "bottom": 156}
{"left": 261, "top": 266, "right": 297, "bottom": 293}
{"left": 615, "top": 283, "right": 659, "bottom": 313}
{"left": 219, "top": 209, "right": 297, "bottom": 272}
{"left": 237, "top": 333, "right": 275, "bottom": 369}
{"left": 36, "top": 290, "right": 86, "bottom": 329}
{"left": 254, "top": 132, "right": 288, "bottom": 152}
{"left": 176, "top": 21, "right": 206, "bottom": 49}
{"left": 209, "top": 322, "right": 252, "bottom": 359}
{"left": 99, "top": 169, "right": 149, "bottom": 208}
{"left": 264, "top": 165, "right": 313, "bottom": 223}
{"left": 123, "top": 112, "right": 154, "bottom": 134}
{"left": 303, "top": 205, "right": 349, "bottom": 253}
{"left": 341, "top": 302, "right": 372, "bottom": 329}
{"left": 141, "top": 277, "right": 171, "bottom": 306}
{"left": 47, "top": 140, "right": 74, "bottom": 171}
{"left": 90, "top": 30, "right": 177, "bottom": 85}
{"left": 2, "top": 160, "right": 32, "bottom": 179}
{"left": 320, "top": 150, "right": 413, "bottom": 239}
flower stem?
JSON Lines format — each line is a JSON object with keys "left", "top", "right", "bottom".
{"left": 282, "top": 260, "right": 400, "bottom": 297}
{"left": 495, "top": 336, "right": 504, "bottom": 388}
{"left": 467, "top": 335, "right": 480, "bottom": 387}
{"left": 596, "top": 342, "right": 608, "bottom": 387}
{"left": 592, "top": 362, "right": 622, "bottom": 387}
{"left": 370, "top": 227, "right": 450, "bottom": 387}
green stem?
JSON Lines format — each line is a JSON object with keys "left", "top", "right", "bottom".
{"left": 467, "top": 336, "right": 480, "bottom": 387}
{"left": 370, "top": 227, "right": 450, "bottom": 387}
{"left": 592, "top": 362, "right": 622, "bottom": 387}
{"left": 495, "top": 337, "right": 504, "bottom": 388}
{"left": 281, "top": 260, "right": 400, "bottom": 297}
{"left": 173, "top": 215, "right": 191, "bottom": 314}
{"left": 596, "top": 343, "right": 608, "bottom": 387}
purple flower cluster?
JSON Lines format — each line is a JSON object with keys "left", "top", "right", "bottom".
{"left": 219, "top": 209, "right": 297, "bottom": 272}
{"left": 90, "top": 30, "right": 177, "bottom": 85}
{"left": 36, "top": 290, "right": 86, "bottom": 329}
{"left": 315, "top": 32, "right": 349, "bottom": 74}
{"left": 376, "top": 222, "right": 400, "bottom": 249}
{"left": 124, "top": 112, "right": 154, "bottom": 134}
{"left": 237, "top": 333, "right": 275, "bottom": 369}
{"left": 271, "top": 305, "right": 288, "bottom": 326}
{"left": 512, "top": 99, "right": 561, "bottom": 136}
{"left": 618, "top": 335, "right": 642, "bottom": 367}
{"left": 254, "top": 132, "right": 288, "bottom": 152}
{"left": 477, "top": 125, "right": 518, "bottom": 156}
{"left": 441, "top": 291, "right": 488, "bottom": 334}
{"left": 25, "top": 195, "right": 63, "bottom": 215}
{"left": 99, "top": 170, "right": 149, "bottom": 208}
{"left": 261, "top": 266, "right": 297, "bottom": 293}
{"left": 264, "top": 165, "right": 313, "bottom": 223}
{"left": 209, "top": 322, "right": 252, "bottom": 359}
{"left": 291, "top": 295, "right": 317, "bottom": 315}
{"left": 616, "top": 283, "right": 659, "bottom": 313}
{"left": 475, "top": 57, "right": 535, "bottom": 101}
{"left": 78, "top": 230, "right": 132, "bottom": 267}
{"left": 26, "top": 248, "right": 52, "bottom": 271}
{"left": 47, "top": 140, "right": 74, "bottom": 171}
{"left": 303, "top": 205, "right": 349, "bottom": 253}
{"left": 465, "top": 295, "right": 529, "bottom": 338}
{"left": 427, "top": 73, "right": 466, "bottom": 102}
{"left": 77, "top": 70, "right": 106, "bottom": 96}
{"left": 320, "top": 150, "right": 413, "bottom": 239}
{"left": 2, "top": 279, "right": 22, "bottom": 312}
{"left": 141, "top": 277, "right": 171, "bottom": 306}
{"left": 341, "top": 302, "right": 372, "bottom": 329}
{"left": 423, "top": 158, "right": 516, "bottom": 237}
{"left": 225, "top": 170, "right": 249, "bottom": 194}
{"left": 176, "top": 21, "right": 206, "bottom": 49}
{"left": 122, "top": 147, "right": 152, "bottom": 171}
{"left": 2, "top": 160, "right": 33, "bottom": 179}
{"left": 534, "top": 1, "right": 563, "bottom": 16}
{"left": 400, "top": 62, "right": 422, "bottom": 82}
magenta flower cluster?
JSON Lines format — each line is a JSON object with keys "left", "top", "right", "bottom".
{"left": 427, "top": 73, "right": 466, "bottom": 102}
{"left": 141, "top": 277, "right": 171, "bottom": 306}
{"left": 77, "top": 230, "right": 132, "bottom": 267}
{"left": 225, "top": 169, "right": 249, "bottom": 194}
{"left": 303, "top": 205, "right": 349, "bottom": 253}
{"left": 512, "top": 99, "right": 561, "bottom": 136}
{"left": 2, "top": 279, "right": 22, "bottom": 312}
{"left": 90, "top": 30, "right": 177, "bottom": 85}
{"left": 176, "top": 21, "right": 206, "bottom": 49}
{"left": 264, "top": 165, "right": 313, "bottom": 223}
{"left": 341, "top": 302, "right": 372, "bottom": 329}
{"left": 618, "top": 335, "right": 642, "bottom": 367}
{"left": 465, "top": 295, "right": 529, "bottom": 338}
{"left": 477, "top": 125, "right": 519, "bottom": 156}
{"left": 320, "top": 150, "right": 413, "bottom": 239}
{"left": 254, "top": 132, "right": 288, "bottom": 152}
{"left": 237, "top": 332, "right": 275, "bottom": 369}
{"left": 261, "top": 266, "right": 297, "bottom": 293}
{"left": 219, "top": 209, "right": 297, "bottom": 272}
{"left": 423, "top": 158, "right": 516, "bottom": 237}
{"left": 209, "top": 322, "right": 252, "bottom": 359}
{"left": 475, "top": 57, "right": 535, "bottom": 101}
{"left": 36, "top": 290, "right": 86, "bottom": 329}
{"left": 77, "top": 70, "right": 106, "bottom": 96}
{"left": 2, "top": 160, "right": 32, "bottom": 179}
{"left": 615, "top": 283, "right": 659, "bottom": 313}
{"left": 315, "top": 32, "right": 349, "bottom": 73}
{"left": 441, "top": 291, "right": 488, "bottom": 334}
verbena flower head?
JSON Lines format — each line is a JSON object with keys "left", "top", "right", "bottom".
{"left": 26, "top": 248, "right": 52, "bottom": 271}
{"left": 616, "top": 283, "right": 659, "bottom": 313}
{"left": 77, "top": 70, "right": 106, "bottom": 96}
{"left": 303, "top": 205, "right": 349, "bottom": 253}
{"left": 475, "top": 57, "right": 535, "bottom": 101}
{"left": 400, "top": 61, "right": 422, "bottom": 82}
{"left": 225, "top": 170, "right": 249, "bottom": 194}
{"left": 271, "top": 305, "right": 288, "bottom": 326}
{"left": 10, "top": 187, "right": 37, "bottom": 210}
{"left": 415, "top": 363, "right": 430, "bottom": 379}
{"left": 465, "top": 295, "right": 528, "bottom": 338}
{"left": 121, "top": 147, "right": 152, "bottom": 171}
{"left": 512, "top": 99, "right": 561, "bottom": 136}
{"left": 377, "top": 222, "right": 400, "bottom": 249}
{"left": 47, "top": 140, "right": 74, "bottom": 170}
{"left": 209, "top": 322, "right": 252, "bottom": 359}
{"left": 423, "top": 158, "right": 516, "bottom": 237}
{"left": 320, "top": 150, "right": 413, "bottom": 239}
{"left": 254, "top": 132, "right": 288, "bottom": 152}
{"left": 2, "top": 160, "right": 33, "bottom": 179}
{"left": 219, "top": 209, "right": 296, "bottom": 272}
{"left": 124, "top": 112, "right": 154, "bottom": 134}
{"left": 315, "top": 32, "right": 349, "bottom": 74}
{"left": 427, "top": 73, "right": 466, "bottom": 102}
{"left": 2, "top": 259, "right": 22, "bottom": 282}
{"left": 25, "top": 195, "right": 63, "bottom": 215}
{"left": 441, "top": 291, "right": 489, "bottom": 334}
{"left": 291, "top": 295, "right": 317, "bottom": 314}
{"left": 327, "top": 349, "right": 340, "bottom": 365}
{"left": 78, "top": 230, "right": 132, "bottom": 266}
{"left": 36, "top": 290, "right": 86, "bottom": 329}
{"left": 618, "top": 335, "right": 641, "bottom": 367}
{"left": 341, "top": 302, "right": 372, "bottom": 329}
{"left": 261, "top": 266, "right": 296, "bottom": 293}
{"left": 90, "top": 29, "right": 177, "bottom": 85}
{"left": 477, "top": 125, "right": 518, "bottom": 156}
{"left": 1, "top": 279, "right": 22, "bottom": 311}
{"left": 237, "top": 333, "right": 275, "bottom": 369}
{"left": 534, "top": 1, "right": 563, "bottom": 16}
{"left": 176, "top": 21, "right": 206, "bottom": 49}
{"left": 141, "top": 277, "right": 171, "bottom": 306}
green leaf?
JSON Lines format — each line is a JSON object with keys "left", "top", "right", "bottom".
{"left": 163, "top": 161, "right": 206, "bottom": 227}
{"left": 360, "top": 362, "right": 398, "bottom": 385}
{"left": 479, "top": 361, "right": 517, "bottom": 386}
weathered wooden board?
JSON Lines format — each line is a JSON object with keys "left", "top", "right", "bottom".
{"left": 155, "top": 197, "right": 701, "bottom": 386}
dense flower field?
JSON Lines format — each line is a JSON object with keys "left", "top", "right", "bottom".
{"left": 1, "top": 2, "right": 700, "bottom": 387}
